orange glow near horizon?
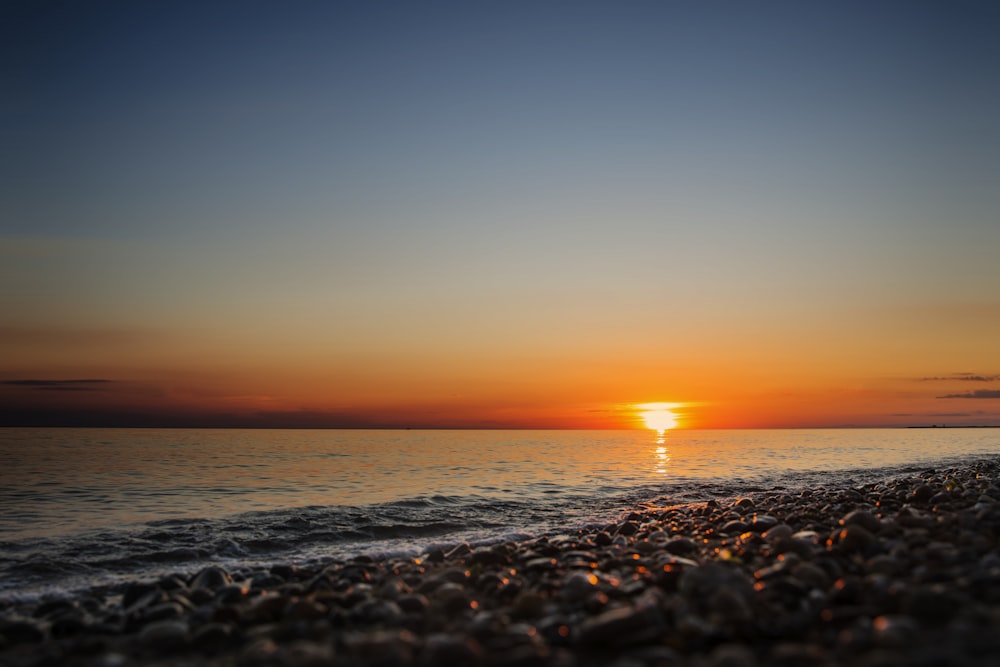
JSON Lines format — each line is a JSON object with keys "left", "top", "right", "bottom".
{"left": 637, "top": 403, "right": 681, "bottom": 433}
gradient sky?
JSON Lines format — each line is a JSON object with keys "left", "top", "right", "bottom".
{"left": 2, "top": 1, "right": 999, "bottom": 428}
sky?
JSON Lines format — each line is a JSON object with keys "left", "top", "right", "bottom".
{"left": 2, "top": 0, "right": 999, "bottom": 429}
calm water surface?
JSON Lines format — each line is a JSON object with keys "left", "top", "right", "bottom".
{"left": 0, "top": 428, "right": 997, "bottom": 600}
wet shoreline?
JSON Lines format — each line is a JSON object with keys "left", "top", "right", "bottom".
{"left": 2, "top": 458, "right": 999, "bottom": 666}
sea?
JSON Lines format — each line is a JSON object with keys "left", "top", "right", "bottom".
{"left": 1, "top": 427, "right": 998, "bottom": 603}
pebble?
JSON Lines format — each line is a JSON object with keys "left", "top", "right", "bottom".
{"left": 418, "top": 633, "right": 483, "bottom": 667}
{"left": 708, "top": 643, "right": 758, "bottom": 667}
{"left": 138, "top": 620, "right": 189, "bottom": 650}
{"left": 764, "top": 524, "right": 794, "bottom": 541}
{"left": 3, "top": 459, "right": 1000, "bottom": 667}
{"left": 902, "top": 585, "right": 963, "bottom": 624}
{"left": 841, "top": 510, "right": 881, "bottom": 533}
{"left": 721, "top": 520, "right": 750, "bottom": 534}
{"left": 190, "top": 566, "right": 231, "bottom": 591}
{"left": 0, "top": 619, "right": 46, "bottom": 644}
{"left": 663, "top": 537, "right": 698, "bottom": 555}
{"left": 576, "top": 597, "right": 666, "bottom": 647}
{"left": 836, "top": 524, "right": 876, "bottom": 552}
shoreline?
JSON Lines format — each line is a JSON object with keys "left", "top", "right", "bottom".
{"left": 2, "top": 458, "right": 999, "bottom": 666}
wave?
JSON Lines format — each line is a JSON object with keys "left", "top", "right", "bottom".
{"left": 2, "top": 452, "right": 996, "bottom": 603}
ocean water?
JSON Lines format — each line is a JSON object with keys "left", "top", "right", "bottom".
{"left": 1, "top": 427, "right": 998, "bottom": 602}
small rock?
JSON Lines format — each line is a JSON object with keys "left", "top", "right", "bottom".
{"left": 285, "top": 599, "right": 328, "bottom": 621}
{"left": 445, "top": 543, "right": 472, "bottom": 559}
{"left": 344, "top": 629, "right": 418, "bottom": 665}
{"left": 836, "top": 525, "right": 876, "bottom": 552}
{"left": 871, "top": 615, "right": 919, "bottom": 648}
{"left": 239, "top": 638, "right": 279, "bottom": 666}
{"left": 576, "top": 598, "right": 666, "bottom": 648}
{"left": 768, "top": 642, "right": 830, "bottom": 667}
{"left": 680, "top": 563, "right": 755, "bottom": 608}
{"left": 352, "top": 598, "right": 404, "bottom": 624}
{"left": 791, "top": 563, "right": 830, "bottom": 589}
{"left": 0, "top": 619, "right": 46, "bottom": 643}
{"left": 902, "top": 585, "right": 963, "bottom": 624}
{"left": 418, "top": 633, "right": 483, "bottom": 667}
{"left": 191, "top": 566, "right": 231, "bottom": 591}
{"left": 122, "top": 582, "right": 162, "bottom": 610}
{"left": 141, "top": 602, "right": 186, "bottom": 624}
{"left": 866, "top": 554, "right": 899, "bottom": 576}
{"left": 191, "top": 622, "right": 235, "bottom": 649}
{"left": 139, "top": 620, "right": 189, "bottom": 650}
{"left": 841, "top": 510, "right": 881, "bottom": 533}
{"left": 911, "top": 484, "right": 935, "bottom": 504}
{"left": 561, "top": 572, "right": 599, "bottom": 603}
{"left": 663, "top": 537, "right": 698, "bottom": 555}
{"left": 708, "top": 642, "right": 758, "bottom": 667}
{"left": 763, "top": 524, "right": 794, "bottom": 541}
{"left": 721, "top": 520, "right": 750, "bottom": 534}
{"left": 617, "top": 521, "right": 639, "bottom": 536}
{"left": 774, "top": 537, "right": 815, "bottom": 559}
{"left": 750, "top": 515, "right": 779, "bottom": 532}
{"left": 397, "top": 593, "right": 430, "bottom": 613}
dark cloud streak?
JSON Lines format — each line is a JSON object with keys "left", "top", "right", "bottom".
{"left": 921, "top": 373, "right": 1000, "bottom": 382}
{"left": 2, "top": 379, "right": 114, "bottom": 392}
{"left": 938, "top": 390, "right": 1000, "bottom": 399}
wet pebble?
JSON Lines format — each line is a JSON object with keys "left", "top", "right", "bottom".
{"left": 138, "top": 619, "right": 189, "bottom": 650}
{"left": 836, "top": 524, "right": 877, "bottom": 553}
{"left": 663, "top": 537, "right": 698, "bottom": 555}
{"left": 191, "top": 566, "right": 232, "bottom": 591}
{"left": 841, "top": 510, "right": 881, "bottom": 533}
{"left": 418, "top": 633, "right": 483, "bottom": 667}
{"left": 576, "top": 595, "right": 666, "bottom": 648}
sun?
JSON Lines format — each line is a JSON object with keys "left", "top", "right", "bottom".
{"left": 636, "top": 402, "right": 680, "bottom": 433}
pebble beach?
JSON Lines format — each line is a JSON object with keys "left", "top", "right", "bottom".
{"left": 2, "top": 458, "right": 999, "bottom": 667}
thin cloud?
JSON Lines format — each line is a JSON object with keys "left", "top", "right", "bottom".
{"left": 921, "top": 373, "right": 1000, "bottom": 382}
{"left": 938, "top": 390, "right": 1000, "bottom": 399}
{"left": 2, "top": 379, "right": 114, "bottom": 392}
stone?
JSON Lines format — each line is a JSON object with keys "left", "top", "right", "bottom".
{"left": 141, "top": 602, "right": 186, "bottom": 624}
{"left": 836, "top": 525, "right": 876, "bottom": 552}
{"left": 663, "top": 537, "right": 698, "bottom": 555}
{"left": 708, "top": 643, "right": 758, "bottom": 667}
{"left": 791, "top": 562, "right": 830, "bottom": 589}
{"left": 750, "top": 515, "right": 779, "bottom": 532}
{"left": 512, "top": 592, "right": 547, "bottom": 620}
{"left": 418, "top": 633, "right": 483, "bottom": 667}
{"left": 397, "top": 593, "right": 430, "bottom": 613}
{"left": 561, "top": 572, "right": 599, "bottom": 603}
{"left": 902, "top": 586, "right": 963, "bottom": 624}
{"left": 191, "top": 566, "right": 231, "bottom": 591}
{"left": 911, "top": 484, "right": 935, "bottom": 504}
{"left": 344, "top": 629, "right": 418, "bottom": 666}
{"left": 721, "top": 520, "right": 750, "bottom": 534}
{"left": 139, "top": 620, "right": 190, "bottom": 650}
{"left": 192, "top": 622, "right": 235, "bottom": 649}
{"left": 871, "top": 615, "right": 919, "bottom": 648}
{"left": 576, "top": 595, "right": 666, "bottom": 648}
{"left": 0, "top": 619, "right": 46, "bottom": 644}
{"left": 617, "top": 521, "right": 639, "bottom": 536}
{"left": 841, "top": 510, "right": 881, "bottom": 533}
{"left": 866, "top": 555, "right": 899, "bottom": 576}
{"left": 763, "top": 524, "right": 794, "bottom": 541}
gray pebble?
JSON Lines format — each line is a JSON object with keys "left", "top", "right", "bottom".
{"left": 139, "top": 619, "right": 190, "bottom": 650}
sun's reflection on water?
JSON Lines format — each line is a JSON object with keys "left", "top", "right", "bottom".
{"left": 654, "top": 433, "right": 670, "bottom": 475}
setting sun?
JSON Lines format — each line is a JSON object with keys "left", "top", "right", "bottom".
{"left": 637, "top": 403, "right": 681, "bottom": 432}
